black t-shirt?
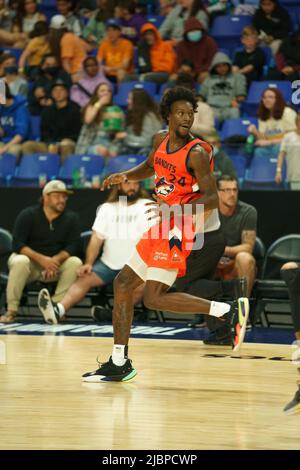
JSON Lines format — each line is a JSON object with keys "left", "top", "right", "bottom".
{"left": 219, "top": 200, "right": 257, "bottom": 247}
{"left": 233, "top": 48, "right": 266, "bottom": 86}
{"left": 12, "top": 204, "right": 81, "bottom": 257}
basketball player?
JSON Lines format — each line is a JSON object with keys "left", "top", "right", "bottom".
{"left": 284, "top": 369, "right": 300, "bottom": 415}
{"left": 43, "top": 87, "right": 250, "bottom": 382}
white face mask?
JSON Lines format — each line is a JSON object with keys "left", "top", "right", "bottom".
{"left": 186, "top": 30, "right": 203, "bottom": 42}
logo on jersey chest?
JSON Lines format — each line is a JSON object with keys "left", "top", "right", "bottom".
{"left": 155, "top": 176, "right": 175, "bottom": 197}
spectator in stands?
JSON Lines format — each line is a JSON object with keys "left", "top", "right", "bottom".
{"left": 49, "top": 14, "right": 88, "bottom": 80}
{"left": 232, "top": 26, "right": 266, "bottom": 89}
{"left": 137, "top": 22, "right": 176, "bottom": 85}
{"left": 70, "top": 56, "right": 110, "bottom": 109}
{"left": 18, "top": 21, "right": 50, "bottom": 79}
{"left": 37, "top": 181, "right": 150, "bottom": 324}
{"left": 199, "top": 51, "right": 247, "bottom": 123}
{"left": 248, "top": 87, "right": 297, "bottom": 161}
{"left": 159, "top": 0, "right": 177, "bottom": 17}
{"left": 176, "top": 17, "right": 218, "bottom": 83}
{"left": 202, "top": 131, "right": 238, "bottom": 179}
{"left": 28, "top": 53, "right": 71, "bottom": 115}
{"left": 114, "top": 88, "right": 162, "bottom": 154}
{"left": 82, "top": 0, "right": 117, "bottom": 46}
{"left": 56, "top": 0, "right": 83, "bottom": 37}
{"left": 12, "top": 0, "right": 47, "bottom": 46}
{"left": 206, "top": 0, "right": 227, "bottom": 23}
{"left": 281, "top": 263, "right": 300, "bottom": 340}
{"left": 0, "top": 53, "right": 28, "bottom": 97}
{"left": 75, "top": 81, "right": 124, "bottom": 157}
{"left": 0, "top": 180, "right": 82, "bottom": 324}
{"left": 0, "top": 82, "right": 29, "bottom": 159}
{"left": 252, "top": 0, "right": 292, "bottom": 56}
{"left": 23, "top": 79, "right": 82, "bottom": 161}
{"left": 268, "top": 28, "right": 300, "bottom": 82}
{"left": 275, "top": 112, "right": 300, "bottom": 190}
{"left": 159, "top": 0, "right": 209, "bottom": 44}
{"left": 115, "top": 0, "right": 146, "bottom": 44}
{"left": 97, "top": 18, "right": 134, "bottom": 83}
{"left": 0, "top": 0, "right": 15, "bottom": 32}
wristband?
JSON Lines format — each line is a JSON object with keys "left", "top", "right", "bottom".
{"left": 94, "top": 101, "right": 101, "bottom": 110}
{"left": 276, "top": 168, "right": 282, "bottom": 173}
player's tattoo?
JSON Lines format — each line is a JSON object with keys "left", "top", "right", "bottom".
{"left": 242, "top": 230, "right": 256, "bottom": 248}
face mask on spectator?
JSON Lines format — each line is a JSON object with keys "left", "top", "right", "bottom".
{"left": 44, "top": 66, "right": 59, "bottom": 76}
{"left": 186, "top": 30, "right": 202, "bottom": 42}
{"left": 4, "top": 66, "right": 18, "bottom": 75}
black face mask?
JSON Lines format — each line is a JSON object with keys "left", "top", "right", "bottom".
{"left": 44, "top": 66, "right": 59, "bottom": 76}
{"left": 4, "top": 66, "right": 18, "bottom": 75}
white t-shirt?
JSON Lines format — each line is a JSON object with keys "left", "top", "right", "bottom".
{"left": 92, "top": 198, "right": 151, "bottom": 270}
{"left": 280, "top": 131, "right": 300, "bottom": 182}
{"left": 258, "top": 107, "right": 297, "bottom": 140}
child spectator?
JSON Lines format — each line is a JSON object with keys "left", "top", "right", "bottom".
{"left": 70, "top": 56, "right": 110, "bottom": 108}
{"left": 114, "top": 88, "right": 162, "bottom": 154}
{"left": 0, "top": 82, "right": 29, "bottom": 160}
{"left": 276, "top": 112, "right": 300, "bottom": 189}
{"left": 176, "top": 17, "right": 218, "bottom": 83}
{"left": 97, "top": 18, "right": 134, "bottom": 83}
{"left": 18, "top": 21, "right": 50, "bottom": 79}
{"left": 248, "top": 87, "right": 297, "bottom": 160}
{"left": 75, "top": 82, "right": 124, "bottom": 157}
{"left": 233, "top": 26, "right": 266, "bottom": 88}
{"left": 200, "top": 51, "right": 247, "bottom": 123}
{"left": 252, "top": 0, "right": 292, "bottom": 56}
{"left": 56, "top": 0, "right": 83, "bottom": 37}
{"left": 49, "top": 14, "right": 88, "bottom": 79}
{"left": 159, "top": 0, "right": 209, "bottom": 44}
{"left": 137, "top": 22, "right": 176, "bottom": 85}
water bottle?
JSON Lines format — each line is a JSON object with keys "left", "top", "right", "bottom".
{"left": 72, "top": 167, "right": 81, "bottom": 188}
{"left": 245, "top": 134, "right": 255, "bottom": 154}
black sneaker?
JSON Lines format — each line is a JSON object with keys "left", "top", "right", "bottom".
{"left": 203, "top": 327, "right": 231, "bottom": 346}
{"left": 91, "top": 305, "right": 112, "bottom": 322}
{"left": 82, "top": 356, "right": 137, "bottom": 382}
{"left": 221, "top": 297, "right": 250, "bottom": 352}
{"left": 187, "top": 314, "right": 206, "bottom": 328}
{"left": 38, "top": 288, "right": 60, "bottom": 324}
{"left": 283, "top": 386, "right": 300, "bottom": 415}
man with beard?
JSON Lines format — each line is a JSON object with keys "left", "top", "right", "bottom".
{"left": 0, "top": 180, "right": 82, "bottom": 323}
{"left": 38, "top": 181, "right": 150, "bottom": 323}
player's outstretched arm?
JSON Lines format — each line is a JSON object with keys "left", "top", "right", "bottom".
{"left": 101, "top": 132, "right": 166, "bottom": 190}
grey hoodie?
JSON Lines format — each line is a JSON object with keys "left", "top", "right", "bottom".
{"left": 200, "top": 52, "right": 247, "bottom": 108}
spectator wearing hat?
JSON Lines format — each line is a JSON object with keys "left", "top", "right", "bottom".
{"left": 22, "top": 79, "right": 82, "bottom": 161}
{"left": 0, "top": 180, "right": 82, "bottom": 324}
{"left": 49, "top": 14, "right": 88, "bottom": 80}
{"left": 0, "top": 82, "right": 30, "bottom": 160}
{"left": 56, "top": 0, "right": 83, "bottom": 36}
{"left": 96, "top": 18, "right": 134, "bottom": 83}
{"left": 70, "top": 56, "right": 110, "bottom": 109}
{"left": 28, "top": 53, "right": 71, "bottom": 116}
{"left": 137, "top": 22, "right": 176, "bottom": 85}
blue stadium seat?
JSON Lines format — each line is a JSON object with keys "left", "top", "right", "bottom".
{"left": 244, "top": 152, "right": 287, "bottom": 189}
{"left": 14, "top": 153, "right": 60, "bottom": 185}
{"left": 104, "top": 154, "right": 147, "bottom": 175}
{"left": 220, "top": 117, "right": 258, "bottom": 141}
{"left": 243, "top": 81, "right": 292, "bottom": 116}
{"left": 60, "top": 154, "right": 105, "bottom": 182}
{"left": 210, "top": 15, "right": 252, "bottom": 55}
{"left": 233, "top": 46, "right": 274, "bottom": 75}
{"left": 230, "top": 154, "right": 247, "bottom": 181}
{"left": 146, "top": 15, "right": 165, "bottom": 28}
{"left": 29, "top": 115, "right": 41, "bottom": 141}
{"left": 114, "top": 81, "right": 157, "bottom": 107}
{"left": 0, "top": 153, "right": 16, "bottom": 185}
{"left": 0, "top": 47, "right": 22, "bottom": 64}
{"left": 39, "top": 0, "right": 58, "bottom": 22}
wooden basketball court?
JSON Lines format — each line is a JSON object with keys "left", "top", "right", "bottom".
{"left": 0, "top": 335, "right": 299, "bottom": 450}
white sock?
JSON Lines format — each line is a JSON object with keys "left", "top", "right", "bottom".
{"left": 209, "top": 301, "right": 230, "bottom": 318}
{"left": 56, "top": 303, "right": 65, "bottom": 318}
{"left": 112, "top": 344, "right": 127, "bottom": 366}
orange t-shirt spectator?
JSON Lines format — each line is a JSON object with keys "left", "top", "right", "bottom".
{"left": 139, "top": 22, "right": 176, "bottom": 75}
{"left": 97, "top": 18, "right": 134, "bottom": 83}
{"left": 49, "top": 14, "right": 88, "bottom": 77}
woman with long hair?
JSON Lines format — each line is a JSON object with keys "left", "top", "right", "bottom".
{"left": 75, "top": 81, "right": 124, "bottom": 157}
{"left": 115, "top": 88, "right": 162, "bottom": 154}
{"left": 12, "top": 0, "right": 46, "bottom": 38}
{"left": 159, "top": 0, "right": 209, "bottom": 44}
{"left": 248, "top": 87, "right": 297, "bottom": 159}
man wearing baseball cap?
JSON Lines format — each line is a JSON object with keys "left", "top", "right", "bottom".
{"left": 0, "top": 180, "right": 82, "bottom": 323}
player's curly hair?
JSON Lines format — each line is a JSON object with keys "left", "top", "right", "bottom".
{"left": 160, "top": 86, "right": 198, "bottom": 123}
